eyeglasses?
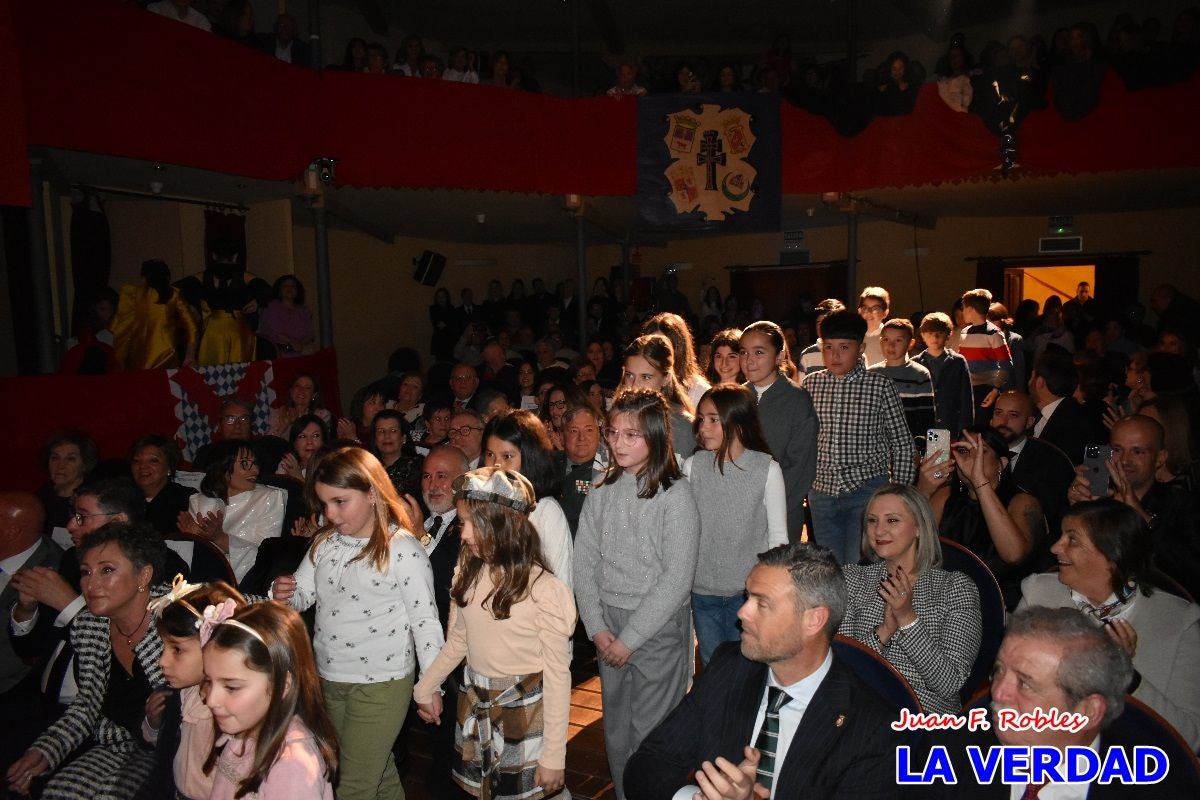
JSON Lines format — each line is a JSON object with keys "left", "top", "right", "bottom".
{"left": 859, "top": 305, "right": 886, "bottom": 314}
{"left": 447, "top": 425, "right": 483, "bottom": 438}
{"left": 546, "top": 399, "right": 568, "bottom": 410}
{"left": 222, "top": 415, "right": 250, "bottom": 425}
{"left": 450, "top": 375, "right": 476, "bottom": 382}
{"left": 604, "top": 427, "right": 645, "bottom": 444}
{"left": 71, "top": 510, "right": 115, "bottom": 526}
{"left": 239, "top": 458, "right": 259, "bottom": 470}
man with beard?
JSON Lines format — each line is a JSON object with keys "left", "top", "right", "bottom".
{"left": 990, "top": 390, "right": 1075, "bottom": 555}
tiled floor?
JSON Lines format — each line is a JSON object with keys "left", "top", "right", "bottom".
{"left": 401, "top": 659, "right": 618, "bottom": 799}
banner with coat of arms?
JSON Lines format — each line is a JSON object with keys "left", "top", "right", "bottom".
{"left": 637, "top": 93, "right": 781, "bottom": 232}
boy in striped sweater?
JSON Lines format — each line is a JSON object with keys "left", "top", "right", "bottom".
{"left": 957, "top": 288, "right": 1014, "bottom": 419}
{"left": 869, "top": 318, "right": 936, "bottom": 439}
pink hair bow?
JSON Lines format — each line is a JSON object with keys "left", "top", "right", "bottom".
{"left": 199, "top": 599, "right": 239, "bottom": 646}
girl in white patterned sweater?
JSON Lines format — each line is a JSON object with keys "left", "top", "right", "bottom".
{"left": 271, "top": 446, "right": 443, "bottom": 800}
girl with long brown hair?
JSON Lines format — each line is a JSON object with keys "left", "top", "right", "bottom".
{"left": 642, "top": 312, "right": 711, "bottom": 408}
{"left": 619, "top": 333, "right": 697, "bottom": 458}
{"left": 413, "top": 467, "right": 576, "bottom": 799}
{"left": 270, "top": 447, "right": 443, "bottom": 800}
{"left": 685, "top": 384, "right": 788, "bottom": 665}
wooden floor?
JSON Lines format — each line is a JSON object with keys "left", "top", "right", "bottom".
{"left": 400, "top": 655, "right": 618, "bottom": 799}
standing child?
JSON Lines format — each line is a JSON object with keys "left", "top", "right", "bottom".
{"left": 740, "top": 320, "right": 817, "bottom": 543}
{"left": 413, "top": 467, "right": 577, "bottom": 798}
{"left": 203, "top": 602, "right": 338, "bottom": 799}
{"left": 685, "top": 385, "right": 788, "bottom": 665}
{"left": 620, "top": 334, "right": 696, "bottom": 458}
{"left": 958, "top": 288, "right": 1015, "bottom": 420}
{"left": 270, "top": 447, "right": 444, "bottom": 800}
{"left": 805, "top": 309, "right": 916, "bottom": 565}
{"left": 138, "top": 578, "right": 246, "bottom": 800}
{"left": 913, "top": 311, "right": 974, "bottom": 435}
{"left": 869, "top": 318, "right": 936, "bottom": 441}
{"left": 572, "top": 389, "right": 699, "bottom": 799}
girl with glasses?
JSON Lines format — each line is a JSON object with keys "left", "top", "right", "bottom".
{"left": 572, "top": 389, "right": 699, "bottom": 799}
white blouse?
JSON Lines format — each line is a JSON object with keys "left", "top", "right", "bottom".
{"left": 189, "top": 484, "right": 285, "bottom": 581}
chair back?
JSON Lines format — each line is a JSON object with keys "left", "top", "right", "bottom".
{"left": 832, "top": 633, "right": 921, "bottom": 715}
{"left": 939, "top": 537, "right": 1006, "bottom": 704}
{"left": 166, "top": 532, "right": 237, "bottom": 585}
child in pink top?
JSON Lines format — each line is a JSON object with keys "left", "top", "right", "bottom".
{"left": 202, "top": 601, "right": 338, "bottom": 799}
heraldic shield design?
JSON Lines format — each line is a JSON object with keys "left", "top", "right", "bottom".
{"left": 637, "top": 93, "right": 780, "bottom": 232}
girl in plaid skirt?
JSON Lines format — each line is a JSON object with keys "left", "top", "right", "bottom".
{"left": 414, "top": 467, "right": 576, "bottom": 799}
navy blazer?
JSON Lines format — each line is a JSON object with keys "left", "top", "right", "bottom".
{"left": 1038, "top": 397, "right": 1105, "bottom": 466}
{"left": 624, "top": 642, "right": 900, "bottom": 799}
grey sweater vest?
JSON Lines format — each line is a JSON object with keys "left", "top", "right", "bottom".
{"left": 689, "top": 449, "right": 770, "bottom": 595}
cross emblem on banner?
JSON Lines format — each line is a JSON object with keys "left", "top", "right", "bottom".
{"left": 697, "top": 130, "right": 726, "bottom": 191}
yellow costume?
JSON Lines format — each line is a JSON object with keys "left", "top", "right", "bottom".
{"left": 110, "top": 284, "right": 199, "bottom": 370}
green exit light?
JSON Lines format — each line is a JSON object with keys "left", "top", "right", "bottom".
{"left": 1055, "top": 227, "right": 1066, "bottom": 234}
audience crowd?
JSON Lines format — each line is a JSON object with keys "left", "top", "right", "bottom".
{"left": 11, "top": 252, "right": 1200, "bottom": 799}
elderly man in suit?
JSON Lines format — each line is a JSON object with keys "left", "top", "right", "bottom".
{"left": 905, "top": 607, "right": 1200, "bottom": 798}
{"left": 624, "top": 543, "right": 899, "bottom": 799}
{"left": 0, "top": 492, "right": 62, "bottom": 774}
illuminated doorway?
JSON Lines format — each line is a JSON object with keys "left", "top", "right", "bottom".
{"left": 1003, "top": 264, "right": 1096, "bottom": 312}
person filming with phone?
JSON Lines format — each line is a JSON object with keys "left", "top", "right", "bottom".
{"left": 1068, "top": 414, "right": 1200, "bottom": 601}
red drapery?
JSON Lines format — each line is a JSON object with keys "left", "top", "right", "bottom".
{"left": 3, "top": 0, "right": 1200, "bottom": 207}
{"left": 0, "top": 349, "right": 341, "bottom": 491}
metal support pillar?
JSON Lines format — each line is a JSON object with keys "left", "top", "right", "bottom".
{"left": 312, "top": 205, "right": 333, "bottom": 347}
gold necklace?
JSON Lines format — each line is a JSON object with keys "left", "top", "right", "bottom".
{"left": 112, "top": 608, "right": 149, "bottom": 647}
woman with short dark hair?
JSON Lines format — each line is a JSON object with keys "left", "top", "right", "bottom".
{"left": 38, "top": 431, "right": 98, "bottom": 537}
{"left": 258, "top": 275, "right": 315, "bottom": 359}
{"left": 128, "top": 434, "right": 195, "bottom": 536}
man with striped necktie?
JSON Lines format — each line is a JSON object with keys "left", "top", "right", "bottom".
{"left": 623, "top": 543, "right": 899, "bottom": 799}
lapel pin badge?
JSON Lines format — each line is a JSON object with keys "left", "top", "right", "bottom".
{"left": 835, "top": 714, "right": 845, "bottom": 728}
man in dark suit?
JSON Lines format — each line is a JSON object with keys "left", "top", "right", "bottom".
{"left": 413, "top": 444, "right": 469, "bottom": 796}
{"left": 905, "top": 607, "right": 1200, "bottom": 798}
{"left": 990, "top": 390, "right": 1075, "bottom": 561}
{"left": 1029, "top": 346, "right": 1105, "bottom": 466}
{"left": 624, "top": 543, "right": 900, "bottom": 800}
{"left": 0, "top": 492, "right": 63, "bottom": 773}
{"left": 256, "top": 13, "right": 311, "bottom": 67}
{"left": 556, "top": 404, "right": 604, "bottom": 536}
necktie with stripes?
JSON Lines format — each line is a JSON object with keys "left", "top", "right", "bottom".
{"left": 754, "top": 686, "right": 791, "bottom": 790}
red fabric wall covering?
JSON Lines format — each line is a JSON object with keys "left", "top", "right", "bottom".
{"left": 7, "top": 0, "right": 1200, "bottom": 204}
{"left": 0, "top": 0, "right": 30, "bottom": 206}
{"left": 0, "top": 349, "right": 341, "bottom": 492}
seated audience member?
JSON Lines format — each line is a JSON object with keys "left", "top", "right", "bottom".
{"left": 37, "top": 431, "right": 97, "bottom": 540}
{"left": 447, "top": 408, "right": 486, "bottom": 469}
{"left": 392, "top": 34, "right": 423, "bottom": 76}
{"left": 278, "top": 414, "right": 330, "bottom": 484}
{"left": 606, "top": 61, "right": 647, "bottom": 97}
{"left": 623, "top": 543, "right": 899, "bottom": 799}
{"left": 414, "top": 401, "right": 453, "bottom": 455}
{"left": 110, "top": 259, "right": 198, "bottom": 370}
{"left": 840, "top": 484, "right": 981, "bottom": 714}
{"left": 214, "top": 0, "right": 255, "bottom": 45}
{"left": 515, "top": 360, "right": 539, "bottom": 409}
{"left": 338, "top": 380, "right": 390, "bottom": 442}
{"left": 129, "top": 434, "right": 195, "bottom": 535}
{"left": 870, "top": 318, "right": 936, "bottom": 441}
{"left": 267, "top": 372, "right": 331, "bottom": 437}
{"left": 191, "top": 397, "right": 254, "bottom": 471}
{"left": 714, "top": 61, "right": 744, "bottom": 92}
{"left": 448, "top": 362, "right": 480, "bottom": 410}
{"left": 419, "top": 54, "right": 443, "bottom": 79}
{"left": 477, "top": 340, "right": 519, "bottom": 402}
{"left": 906, "top": 606, "right": 1200, "bottom": 798}
{"left": 1030, "top": 345, "right": 1106, "bottom": 465}
{"left": 556, "top": 404, "right": 605, "bottom": 537}
{"left": 257, "top": 275, "right": 315, "bottom": 358}
{"left": 1138, "top": 395, "right": 1198, "bottom": 489}
{"left": 806, "top": 310, "right": 914, "bottom": 565}
{"left": 1051, "top": 24, "right": 1108, "bottom": 120}
{"left": 146, "top": 0, "right": 211, "bottom": 31}
{"left": 958, "top": 289, "right": 1014, "bottom": 419}
{"left": 1019, "top": 499, "right": 1200, "bottom": 750}
{"left": 1069, "top": 414, "right": 1200, "bottom": 601}
{"left": 989, "top": 390, "right": 1075, "bottom": 546}
{"left": 178, "top": 440, "right": 284, "bottom": 584}
{"left": 858, "top": 286, "right": 890, "bottom": 366}
{"left": 0, "top": 492, "right": 62, "bottom": 770}
{"left": 337, "top": 37, "right": 367, "bottom": 71}
{"left": 394, "top": 371, "right": 426, "bottom": 425}
{"left": 918, "top": 426, "right": 1044, "bottom": 608}
{"left": 914, "top": 311, "right": 974, "bottom": 435}
{"left": 365, "top": 42, "right": 389, "bottom": 74}
{"left": 257, "top": 13, "right": 309, "bottom": 66}
{"left": 875, "top": 51, "right": 920, "bottom": 115}
{"left": 473, "top": 386, "right": 510, "bottom": 423}
{"left": 6, "top": 523, "right": 168, "bottom": 799}
{"left": 372, "top": 409, "right": 422, "bottom": 499}
{"left": 538, "top": 380, "right": 589, "bottom": 451}
{"left": 442, "top": 45, "right": 478, "bottom": 83}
